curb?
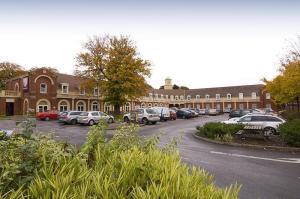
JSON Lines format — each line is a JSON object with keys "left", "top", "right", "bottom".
{"left": 193, "top": 133, "right": 300, "bottom": 153}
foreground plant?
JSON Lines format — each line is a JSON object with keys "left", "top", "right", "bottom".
{"left": 0, "top": 122, "right": 240, "bottom": 198}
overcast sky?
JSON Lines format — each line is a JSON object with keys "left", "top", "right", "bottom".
{"left": 1, "top": 0, "right": 300, "bottom": 88}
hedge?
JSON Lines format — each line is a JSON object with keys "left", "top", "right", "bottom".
{"left": 279, "top": 119, "right": 300, "bottom": 147}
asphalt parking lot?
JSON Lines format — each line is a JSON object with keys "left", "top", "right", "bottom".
{"left": 1, "top": 114, "right": 300, "bottom": 199}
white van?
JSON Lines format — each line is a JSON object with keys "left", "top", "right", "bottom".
{"left": 152, "top": 107, "right": 171, "bottom": 121}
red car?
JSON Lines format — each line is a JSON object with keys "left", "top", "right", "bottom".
{"left": 36, "top": 111, "right": 59, "bottom": 120}
{"left": 169, "top": 110, "right": 177, "bottom": 120}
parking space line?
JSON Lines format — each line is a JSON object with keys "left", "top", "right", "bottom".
{"left": 210, "top": 151, "right": 300, "bottom": 164}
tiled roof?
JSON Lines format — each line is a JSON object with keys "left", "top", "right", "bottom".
{"left": 56, "top": 73, "right": 85, "bottom": 91}
{"left": 148, "top": 84, "right": 264, "bottom": 97}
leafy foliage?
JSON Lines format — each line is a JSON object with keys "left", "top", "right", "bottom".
{"left": 0, "top": 123, "right": 240, "bottom": 198}
{"left": 279, "top": 119, "right": 300, "bottom": 147}
{"left": 0, "top": 62, "right": 25, "bottom": 90}
{"left": 75, "top": 35, "right": 151, "bottom": 114}
{"left": 197, "top": 122, "right": 244, "bottom": 142}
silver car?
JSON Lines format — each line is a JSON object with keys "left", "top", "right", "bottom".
{"left": 77, "top": 111, "right": 114, "bottom": 126}
{"left": 123, "top": 108, "right": 160, "bottom": 125}
{"left": 59, "top": 111, "right": 84, "bottom": 124}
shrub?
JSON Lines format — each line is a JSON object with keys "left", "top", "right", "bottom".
{"left": 279, "top": 119, "right": 300, "bottom": 147}
{"left": 197, "top": 122, "right": 244, "bottom": 141}
{"left": 279, "top": 110, "right": 300, "bottom": 121}
{"left": 0, "top": 123, "right": 241, "bottom": 198}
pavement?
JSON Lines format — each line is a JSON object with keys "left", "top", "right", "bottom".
{"left": 1, "top": 115, "right": 300, "bottom": 199}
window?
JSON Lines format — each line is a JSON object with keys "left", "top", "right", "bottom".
{"left": 59, "top": 101, "right": 68, "bottom": 112}
{"left": 37, "top": 100, "right": 48, "bottom": 112}
{"left": 196, "top": 95, "right": 200, "bottom": 100}
{"left": 227, "top": 93, "right": 231, "bottom": 100}
{"left": 205, "top": 95, "right": 210, "bottom": 100}
{"left": 94, "top": 88, "right": 99, "bottom": 96}
{"left": 161, "top": 94, "right": 164, "bottom": 99}
{"left": 216, "top": 94, "right": 220, "bottom": 100}
{"left": 240, "top": 116, "right": 252, "bottom": 122}
{"left": 239, "top": 104, "right": 244, "bottom": 110}
{"left": 77, "top": 101, "right": 85, "bottom": 111}
{"left": 155, "top": 94, "right": 159, "bottom": 99}
{"left": 180, "top": 95, "right": 184, "bottom": 100}
{"left": 154, "top": 103, "right": 158, "bottom": 107}
{"left": 252, "top": 92, "right": 257, "bottom": 99}
{"left": 104, "top": 103, "right": 111, "bottom": 113}
{"left": 61, "top": 84, "right": 69, "bottom": 94}
{"left": 239, "top": 93, "right": 244, "bottom": 100}
{"left": 252, "top": 104, "right": 257, "bottom": 109}
{"left": 175, "top": 96, "right": 179, "bottom": 100}
{"left": 187, "top": 95, "right": 191, "bottom": 100}
{"left": 91, "top": 112, "right": 99, "bottom": 116}
{"left": 141, "top": 103, "right": 145, "bottom": 108}
{"left": 125, "top": 103, "right": 130, "bottom": 112}
{"left": 165, "top": 95, "right": 168, "bottom": 99}
{"left": 148, "top": 103, "right": 152, "bottom": 108}
{"left": 40, "top": 83, "right": 47, "bottom": 93}
{"left": 170, "top": 95, "right": 174, "bottom": 100}
{"left": 266, "top": 93, "right": 271, "bottom": 99}
{"left": 79, "top": 89, "right": 85, "bottom": 95}
{"left": 92, "top": 102, "right": 99, "bottom": 111}
{"left": 267, "top": 116, "right": 282, "bottom": 122}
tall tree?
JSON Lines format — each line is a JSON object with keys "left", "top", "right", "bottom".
{"left": 264, "top": 37, "right": 300, "bottom": 111}
{"left": 0, "top": 62, "right": 25, "bottom": 90}
{"left": 75, "top": 35, "right": 151, "bottom": 114}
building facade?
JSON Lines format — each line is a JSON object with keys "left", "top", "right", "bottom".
{"left": 0, "top": 68, "right": 274, "bottom": 116}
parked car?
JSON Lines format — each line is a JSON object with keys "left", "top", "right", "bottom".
{"left": 59, "top": 111, "right": 84, "bottom": 124}
{"left": 77, "top": 111, "right": 114, "bottom": 126}
{"left": 208, "top": 109, "right": 218, "bottom": 116}
{"left": 198, "top": 109, "right": 206, "bottom": 115}
{"left": 222, "top": 114, "right": 286, "bottom": 134}
{"left": 152, "top": 107, "right": 171, "bottom": 121}
{"left": 123, "top": 108, "right": 160, "bottom": 125}
{"left": 169, "top": 110, "right": 177, "bottom": 120}
{"left": 176, "top": 110, "right": 192, "bottom": 119}
{"left": 36, "top": 110, "right": 59, "bottom": 120}
{"left": 223, "top": 108, "right": 232, "bottom": 113}
{"left": 229, "top": 109, "right": 250, "bottom": 119}
{"left": 170, "top": 107, "right": 179, "bottom": 112}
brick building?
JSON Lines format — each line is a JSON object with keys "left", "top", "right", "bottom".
{"left": 0, "top": 68, "right": 274, "bottom": 116}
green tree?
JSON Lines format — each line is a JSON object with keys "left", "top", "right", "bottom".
{"left": 75, "top": 35, "right": 151, "bottom": 114}
{"left": 0, "top": 62, "right": 25, "bottom": 91}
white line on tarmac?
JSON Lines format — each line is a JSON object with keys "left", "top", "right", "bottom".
{"left": 210, "top": 151, "right": 300, "bottom": 164}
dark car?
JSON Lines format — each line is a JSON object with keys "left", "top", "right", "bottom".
{"left": 229, "top": 109, "right": 250, "bottom": 118}
{"left": 176, "top": 110, "right": 192, "bottom": 119}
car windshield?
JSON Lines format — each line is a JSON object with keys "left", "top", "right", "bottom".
{"left": 146, "top": 109, "right": 156, "bottom": 114}
{"left": 80, "top": 112, "right": 88, "bottom": 116}
{"left": 60, "top": 112, "right": 68, "bottom": 116}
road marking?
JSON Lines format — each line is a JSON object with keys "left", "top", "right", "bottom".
{"left": 210, "top": 151, "right": 300, "bottom": 164}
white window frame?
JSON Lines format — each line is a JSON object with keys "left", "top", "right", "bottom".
{"left": 239, "top": 93, "right": 244, "bottom": 100}
{"left": 77, "top": 102, "right": 85, "bottom": 111}
{"left": 40, "top": 83, "right": 47, "bottom": 93}
{"left": 61, "top": 83, "right": 69, "bottom": 94}
{"left": 205, "top": 94, "right": 210, "bottom": 100}
{"left": 252, "top": 92, "right": 257, "bottom": 99}
{"left": 59, "top": 102, "right": 68, "bottom": 112}
{"left": 266, "top": 93, "right": 271, "bottom": 99}
{"left": 79, "top": 88, "right": 85, "bottom": 95}
{"left": 175, "top": 96, "right": 179, "bottom": 100}
{"left": 92, "top": 101, "right": 99, "bottom": 111}
{"left": 227, "top": 93, "right": 231, "bottom": 100}
{"left": 196, "top": 95, "right": 200, "bottom": 100}
{"left": 165, "top": 95, "right": 168, "bottom": 99}
{"left": 94, "top": 88, "right": 99, "bottom": 96}
{"left": 187, "top": 95, "right": 191, "bottom": 100}
{"left": 216, "top": 94, "right": 220, "bottom": 100}
{"left": 180, "top": 95, "right": 184, "bottom": 100}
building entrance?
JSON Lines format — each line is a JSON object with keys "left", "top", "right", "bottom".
{"left": 6, "top": 102, "right": 14, "bottom": 116}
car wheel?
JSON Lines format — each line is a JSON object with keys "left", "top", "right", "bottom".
{"left": 88, "top": 120, "right": 95, "bottom": 126}
{"left": 124, "top": 117, "right": 130, "bottom": 123}
{"left": 45, "top": 117, "right": 49, "bottom": 121}
{"left": 151, "top": 121, "right": 157, "bottom": 125}
{"left": 142, "top": 118, "right": 148, "bottom": 125}
{"left": 263, "top": 127, "right": 276, "bottom": 136}
{"left": 182, "top": 115, "right": 186, "bottom": 119}
{"left": 108, "top": 118, "right": 113, "bottom": 124}
{"left": 71, "top": 119, "right": 77, "bottom": 125}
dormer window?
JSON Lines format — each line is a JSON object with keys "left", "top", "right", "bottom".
{"left": 155, "top": 94, "right": 159, "bottom": 99}
{"left": 266, "top": 93, "right": 271, "bottom": 99}
{"left": 40, "top": 83, "right": 47, "bottom": 93}
{"left": 61, "top": 83, "right": 69, "bottom": 94}
{"left": 205, "top": 95, "right": 210, "bottom": 100}
{"left": 187, "top": 95, "right": 191, "bottom": 100}
{"left": 94, "top": 88, "right": 99, "bottom": 96}
{"left": 180, "top": 95, "right": 184, "bottom": 100}
{"left": 239, "top": 93, "right": 244, "bottom": 100}
{"left": 165, "top": 95, "right": 168, "bottom": 99}
{"left": 79, "top": 88, "right": 85, "bottom": 95}
{"left": 170, "top": 95, "right": 174, "bottom": 100}
{"left": 252, "top": 92, "right": 257, "bottom": 99}
{"left": 175, "top": 95, "right": 179, "bottom": 100}
{"left": 161, "top": 94, "right": 164, "bottom": 99}
{"left": 227, "top": 93, "right": 231, "bottom": 100}
{"left": 216, "top": 94, "right": 220, "bottom": 100}
{"left": 196, "top": 95, "right": 200, "bottom": 100}
{"left": 149, "top": 93, "right": 153, "bottom": 98}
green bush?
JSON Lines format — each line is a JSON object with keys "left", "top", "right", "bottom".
{"left": 197, "top": 122, "right": 244, "bottom": 142}
{"left": 0, "top": 122, "right": 240, "bottom": 198}
{"left": 279, "top": 119, "right": 300, "bottom": 147}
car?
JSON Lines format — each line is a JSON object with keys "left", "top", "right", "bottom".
{"left": 123, "top": 108, "right": 160, "bottom": 125}
{"left": 152, "top": 107, "right": 171, "bottom": 121}
{"left": 222, "top": 114, "right": 286, "bottom": 134}
{"left": 223, "top": 108, "right": 232, "bottom": 113}
{"left": 169, "top": 109, "right": 177, "bottom": 120}
{"left": 59, "top": 111, "right": 84, "bottom": 124}
{"left": 181, "top": 108, "right": 198, "bottom": 117}
{"left": 208, "top": 109, "right": 218, "bottom": 116}
{"left": 198, "top": 109, "right": 206, "bottom": 115}
{"left": 36, "top": 110, "right": 59, "bottom": 120}
{"left": 229, "top": 109, "right": 250, "bottom": 119}
{"left": 176, "top": 109, "right": 192, "bottom": 119}
{"left": 77, "top": 111, "right": 114, "bottom": 126}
